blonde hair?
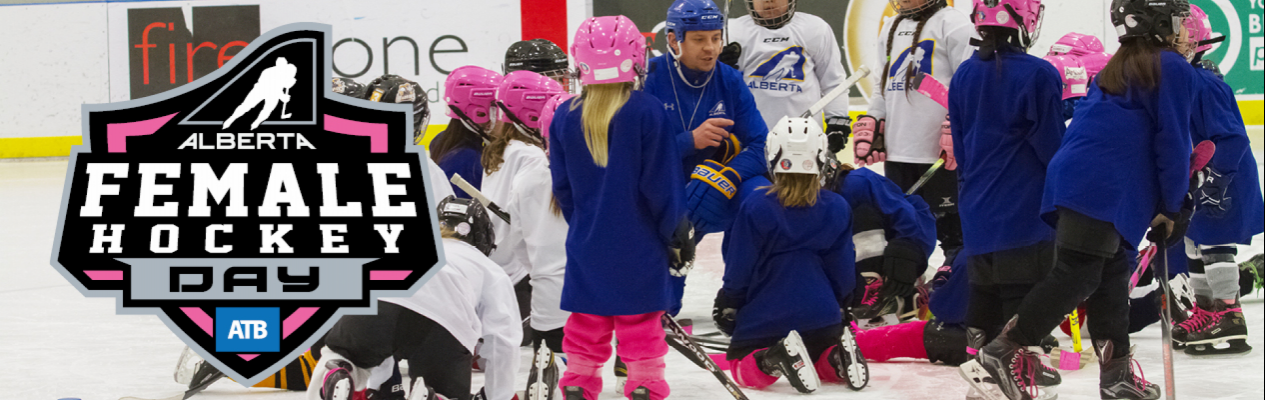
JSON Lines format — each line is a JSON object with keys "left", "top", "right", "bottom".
{"left": 763, "top": 173, "right": 821, "bottom": 208}
{"left": 481, "top": 122, "right": 541, "bottom": 174}
{"left": 571, "top": 83, "right": 632, "bottom": 167}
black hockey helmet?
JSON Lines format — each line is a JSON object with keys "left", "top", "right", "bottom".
{"left": 332, "top": 77, "right": 369, "bottom": 99}
{"left": 504, "top": 39, "right": 569, "bottom": 77}
{"left": 437, "top": 195, "right": 496, "bottom": 256}
{"left": 367, "top": 74, "right": 431, "bottom": 144}
{"left": 1110, "top": 0, "right": 1189, "bottom": 45}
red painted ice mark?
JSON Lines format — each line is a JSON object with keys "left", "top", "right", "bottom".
{"left": 370, "top": 270, "right": 412, "bottom": 280}
{"left": 180, "top": 307, "right": 214, "bottom": 336}
{"left": 84, "top": 270, "right": 123, "bottom": 280}
{"left": 282, "top": 307, "right": 320, "bottom": 339}
{"left": 324, "top": 115, "right": 388, "bottom": 153}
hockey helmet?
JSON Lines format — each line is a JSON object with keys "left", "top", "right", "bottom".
{"left": 437, "top": 195, "right": 496, "bottom": 256}
{"left": 367, "top": 74, "right": 431, "bottom": 142}
{"left": 1182, "top": 4, "right": 1216, "bottom": 55}
{"left": 571, "top": 16, "right": 647, "bottom": 85}
{"left": 889, "top": 0, "right": 945, "bottom": 18}
{"left": 765, "top": 116, "right": 829, "bottom": 176}
{"left": 746, "top": 0, "right": 796, "bottom": 29}
{"left": 972, "top": 0, "right": 1044, "bottom": 48}
{"left": 445, "top": 66, "right": 504, "bottom": 125}
{"left": 504, "top": 39, "right": 570, "bottom": 79}
{"left": 668, "top": 0, "right": 726, "bottom": 41}
{"left": 1043, "top": 54, "right": 1089, "bottom": 100}
{"left": 332, "top": 77, "right": 369, "bottom": 99}
{"left": 496, "top": 70, "right": 567, "bottom": 131}
{"left": 1110, "top": 0, "right": 1189, "bottom": 45}
{"left": 537, "top": 93, "right": 575, "bottom": 142}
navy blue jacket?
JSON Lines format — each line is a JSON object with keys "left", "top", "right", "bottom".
{"left": 548, "top": 91, "right": 686, "bottom": 316}
{"left": 1042, "top": 51, "right": 1197, "bottom": 247}
{"left": 430, "top": 129, "right": 483, "bottom": 199}
{"left": 950, "top": 50, "right": 1065, "bottom": 257}
{"left": 722, "top": 189, "right": 856, "bottom": 342}
{"left": 833, "top": 167, "right": 936, "bottom": 257}
{"left": 643, "top": 54, "right": 768, "bottom": 180}
{"left": 1186, "top": 68, "right": 1264, "bottom": 245}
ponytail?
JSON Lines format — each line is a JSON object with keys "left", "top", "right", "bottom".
{"left": 764, "top": 173, "right": 822, "bottom": 208}
{"left": 481, "top": 122, "right": 542, "bottom": 173}
{"left": 572, "top": 83, "right": 631, "bottom": 167}
{"left": 1096, "top": 37, "right": 1168, "bottom": 96}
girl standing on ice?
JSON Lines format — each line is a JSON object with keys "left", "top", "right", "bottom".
{"left": 852, "top": 0, "right": 977, "bottom": 321}
{"left": 962, "top": 1, "right": 1197, "bottom": 399}
{"left": 430, "top": 66, "right": 503, "bottom": 199}
{"left": 480, "top": 70, "right": 572, "bottom": 397}
{"left": 948, "top": 0, "right": 1067, "bottom": 398}
{"left": 713, "top": 116, "right": 858, "bottom": 394}
{"left": 548, "top": 16, "right": 685, "bottom": 400}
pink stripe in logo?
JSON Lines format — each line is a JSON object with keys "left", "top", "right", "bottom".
{"left": 106, "top": 113, "right": 178, "bottom": 153}
{"left": 324, "top": 114, "right": 389, "bottom": 153}
{"left": 282, "top": 307, "right": 320, "bottom": 339}
{"left": 180, "top": 307, "right": 214, "bottom": 336}
{"left": 84, "top": 270, "right": 123, "bottom": 280}
{"left": 239, "top": 354, "right": 259, "bottom": 361}
{"left": 370, "top": 270, "right": 412, "bottom": 281}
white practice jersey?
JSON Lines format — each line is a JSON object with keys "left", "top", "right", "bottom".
{"left": 867, "top": 8, "right": 976, "bottom": 164}
{"left": 481, "top": 140, "right": 570, "bottom": 331}
{"left": 426, "top": 153, "right": 455, "bottom": 204}
{"left": 379, "top": 239, "right": 521, "bottom": 400}
{"left": 730, "top": 13, "right": 851, "bottom": 129}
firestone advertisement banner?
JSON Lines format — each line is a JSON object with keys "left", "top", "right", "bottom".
{"left": 1192, "top": 0, "right": 1265, "bottom": 96}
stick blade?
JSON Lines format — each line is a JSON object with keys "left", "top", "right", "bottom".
{"left": 1191, "top": 140, "right": 1216, "bottom": 175}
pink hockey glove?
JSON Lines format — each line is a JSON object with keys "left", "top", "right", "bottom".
{"left": 939, "top": 115, "right": 956, "bottom": 171}
{"left": 852, "top": 115, "right": 887, "bottom": 166}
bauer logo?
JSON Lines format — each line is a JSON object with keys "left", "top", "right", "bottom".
{"left": 51, "top": 24, "right": 445, "bottom": 387}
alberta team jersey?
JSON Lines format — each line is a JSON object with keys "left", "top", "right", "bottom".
{"left": 730, "top": 13, "right": 850, "bottom": 130}
{"left": 867, "top": 8, "right": 975, "bottom": 164}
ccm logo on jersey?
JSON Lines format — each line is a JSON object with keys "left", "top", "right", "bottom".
{"left": 763, "top": 37, "right": 790, "bottom": 43}
{"left": 216, "top": 308, "right": 280, "bottom": 352}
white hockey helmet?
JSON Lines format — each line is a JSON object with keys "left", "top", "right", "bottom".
{"left": 766, "top": 116, "right": 829, "bottom": 176}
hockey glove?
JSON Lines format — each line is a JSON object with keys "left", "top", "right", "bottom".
{"left": 719, "top": 42, "right": 743, "bottom": 70}
{"left": 879, "top": 238, "right": 927, "bottom": 300}
{"left": 1194, "top": 166, "right": 1233, "bottom": 218}
{"left": 826, "top": 116, "right": 853, "bottom": 154}
{"left": 1197, "top": 59, "right": 1224, "bottom": 81}
{"left": 939, "top": 115, "right": 957, "bottom": 171}
{"left": 669, "top": 218, "right": 697, "bottom": 277}
{"left": 713, "top": 289, "right": 745, "bottom": 337}
{"left": 686, "top": 160, "right": 742, "bottom": 234}
{"left": 1148, "top": 198, "right": 1193, "bottom": 247}
{"left": 852, "top": 115, "right": 886, "bottom": 167}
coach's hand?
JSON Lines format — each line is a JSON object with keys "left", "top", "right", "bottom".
{"left": 693, "top": 118, "right": 734, "bottom": 149}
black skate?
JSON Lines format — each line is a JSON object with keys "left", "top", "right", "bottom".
{"left": 629, "top": 386, "right": 650, "bottom": 400}
{"left": 526, "top": 345, "right": 561, "bottom": 400}
{"left": 852, "top": 272, "right": 886, "bottom": 320}
{"left": 962, "top": 317, "right": 1054, "bottom": 400}
{"left": 1094, "top": 340, "right": 1160, "bottom": 400}
{"left": 613, "top": 355, "right": 628, "bottom": 394}
{"left": 321, "top": 360, "right": 357, "bottom": 400}
{"left": 173, "top": 346, "right": 223, "bottom": 390}
{"left": 1241, "top": 253, "right": 1264, "bottom": 296}
{"left": 827, "top": 323, "right": 869, "bottom": 390}
{"left": 1182, "top": 299, "right": 1253, "bottom": 357}
{"left": 562, "top": 386, "right": 585, "bottom": 400}
{"left": 757, "top": 330, "right": 820, "bottom": 394}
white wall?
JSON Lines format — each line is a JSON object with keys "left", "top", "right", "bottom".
{"left": 0, "top": 3, "right": 110, "bottom": 139}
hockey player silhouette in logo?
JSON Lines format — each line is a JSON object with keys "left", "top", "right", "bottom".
{"left": 223, "top": 57, "right": 298, "bottom": 130}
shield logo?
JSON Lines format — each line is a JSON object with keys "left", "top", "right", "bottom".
{"left": 50, "top": 23, "right": 445, "bottom": 386}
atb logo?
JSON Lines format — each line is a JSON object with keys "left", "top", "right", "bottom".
{"left": 52, "top": 24, "right": 444, "bottom": 386}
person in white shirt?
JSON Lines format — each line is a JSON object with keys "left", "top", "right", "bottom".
{"left": 308, "top": 196, "right": 521, "bottom": 400}
{"left": 852, "top": 0, "right": 976, "bottom": 315}
{"left": 722, "top": 0, "right": 853, "bottom": 148}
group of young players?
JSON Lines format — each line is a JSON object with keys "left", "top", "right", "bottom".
{"left": 162, "top": 1, "right": 1264, "bottom": 400}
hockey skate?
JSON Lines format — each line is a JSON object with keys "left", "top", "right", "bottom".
{"left": 408, "top": 376, "right": 446, "bottom": 400}
{"left": 1094, "top": 340, "right": 1160, "bottom": 400}
{"left": 961, "top": 317, "right": 1055, "bottom": 400}
{"left": 852, "top": 272, "right": 886, "bottom": 321}
{"left": 173, "top": 346, "right": 223, "bottom": 390}
{"left": 826, "top": 323, "right": 869, "bottom": 390}
{"left": 613, "top": 355, "right": 627, "bottom": 394}
{"left": 562, "top": 386, "right": 585, "bottom": 400}
{"left": 629, "top": 386, "right": 650, "bottom": 400}
{"left": 526, "top": 345, "right": 561, "bottom": 400}
{"left": 321, "top": 360, "right": 357, "bottom": 400}
{"left": 1178, "top": 297, "right": 1253, "bottom": 357}
{"left": 1242, "top": 253, "right": 1264, "bottom": 295}
{"left": 757, "top": 330, "right": 820, "bottom": 394}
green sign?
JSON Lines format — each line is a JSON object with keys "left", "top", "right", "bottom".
{"left": 1192, "top": 0, "right": 1264, "bottom": 96}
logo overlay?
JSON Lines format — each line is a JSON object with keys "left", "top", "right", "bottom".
{"left": 52, "top": 24, "right": 445, "bottom": 386}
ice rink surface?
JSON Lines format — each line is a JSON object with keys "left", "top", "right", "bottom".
{"left": 2, "top": 153, "right": 1262, "bottom": 400}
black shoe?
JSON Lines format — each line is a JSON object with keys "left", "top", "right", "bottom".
{"left": 1095, "top": 340, "right": 1160, "bottom": 400}
{"left": 976, "top": 318, "right": 1049, "bottom": 400}
{"left": 757, "top": 330, "right": 820, "bottom": 394}
{"left": 562, "top": 386, "right": 585, "bottom": 400}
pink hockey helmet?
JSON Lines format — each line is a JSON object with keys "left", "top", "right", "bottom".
{"left": 1048, "top": 32, "right": 1105, "bottom": 56}
{"left": 496, "top": 70, "right": 566, "bottom": 130}
{"left": 1043, "top": 54, "right": 1089, "bottom": 100}
{"left": 973, "top": 0, "right": 1044, "bottom": 36}
{"left": 571, "top": 16, "right": 647, "bottom": 85}
{"left": 538, "top": 93, "right": 576, "bottom": 141}
{"left": 1183, "top": 4, "right": 1215, "bottom": 54}
{"left": 444, "top": 65, "right": 504, "bottom": 124}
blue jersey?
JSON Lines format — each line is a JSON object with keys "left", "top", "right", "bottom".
{"left": 643, "top": 54, "right": 769, "bottom": 180}
{"left": 722, "top": 190, "right": 856, "bottom": 342}
{"left": 833, "top": 167, "right": 936, "bottom": 256}
{"left": 1042, "top": 51, "right": 1197, "bottom": 247}
{"left": 1187, "top": 68, "right": 1264, "bottom": 245}
{"left": 430, "top": 129, "right": 483, "bottom": 199}
{"left": 548, "top": 91, "right": 685, "bottom": 316}
{"left": 950, "top": 50, "right": 1065, "bottom": 257}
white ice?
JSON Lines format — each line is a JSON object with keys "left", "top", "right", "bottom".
{"left": 2, "top": 152, "right": 1262, "bottom": 400}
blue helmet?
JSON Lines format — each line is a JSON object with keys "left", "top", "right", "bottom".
{"left": 666, "top": 0, "right": 725, "bottom": 42}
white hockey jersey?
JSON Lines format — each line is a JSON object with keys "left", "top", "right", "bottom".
{"left": 379, "top": 239, "right": 521, "bottom": 400}
{"left": 729, "top": 13, "right": 851, "bottom": 129}
{"left": 481, "top": 140, "right": 570, "bottom": 331}
{"left": 426, "top": 154, "right": 455, "bottom": 204}
{"left": 867, "top": 8, "right": 976, "bottom": 164}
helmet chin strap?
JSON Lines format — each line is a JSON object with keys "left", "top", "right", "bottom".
{"left": 449, "top": 104, "right": 493, "bottom": 145}
{"left": 667, "top": 38, "right": 715, "bottom": 90}
{"left": 495, "top": 101, "right": 546, "bottom": 147}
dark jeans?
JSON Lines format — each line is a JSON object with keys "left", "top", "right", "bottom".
{"left": 885, "top": 161, "right": 963, "bottom": 263}
{"left": 1012, "top": 209, "right": 1131, "bottom": 358}
{"left": 325, "top": 301, "right": 473, "bottom": 400}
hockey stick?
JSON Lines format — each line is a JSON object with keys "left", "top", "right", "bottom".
{"left": 281, "top": 87, "right": 292, "bottom": 119}
{"left": 451, "top": 173, "right": 512, "bottom": 224}
{"left": 722, "top": 0, "right": 732, "bottom": 44}
{"left": 904, "top": 158, "right": 945, "bottom": 195}
{"left": 1129, "top": 245, "right": 1160, "bottom": 292}
{"left": 800, "top": 66, "right": 870, "bottom": 119}
{"left": 900, "top": 72, "right": 952, "bottom": 195}
{"left": 662, "top": 314, "right": 750, "bottom": 400}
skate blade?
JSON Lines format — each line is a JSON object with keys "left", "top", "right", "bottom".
{"left": 1184, "top": 339, "right": 1254, "bottom": 358}
{"left": 858, "top": 314, "right": 901, "bottom": 330}
{"left": 1181, "top": 334, "right": 1249, "bottom": 346}
{"left": 614, "top": 376, "right": 626, "bottom": 394}
{"left": 957, "top": 360, "right": 1007, "bottom": 400}
{"left": 529, "top": 382, "right": 552, "bottom": 400}
{"left": 783, "top": 330, "right": 820, "bottom": 393}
